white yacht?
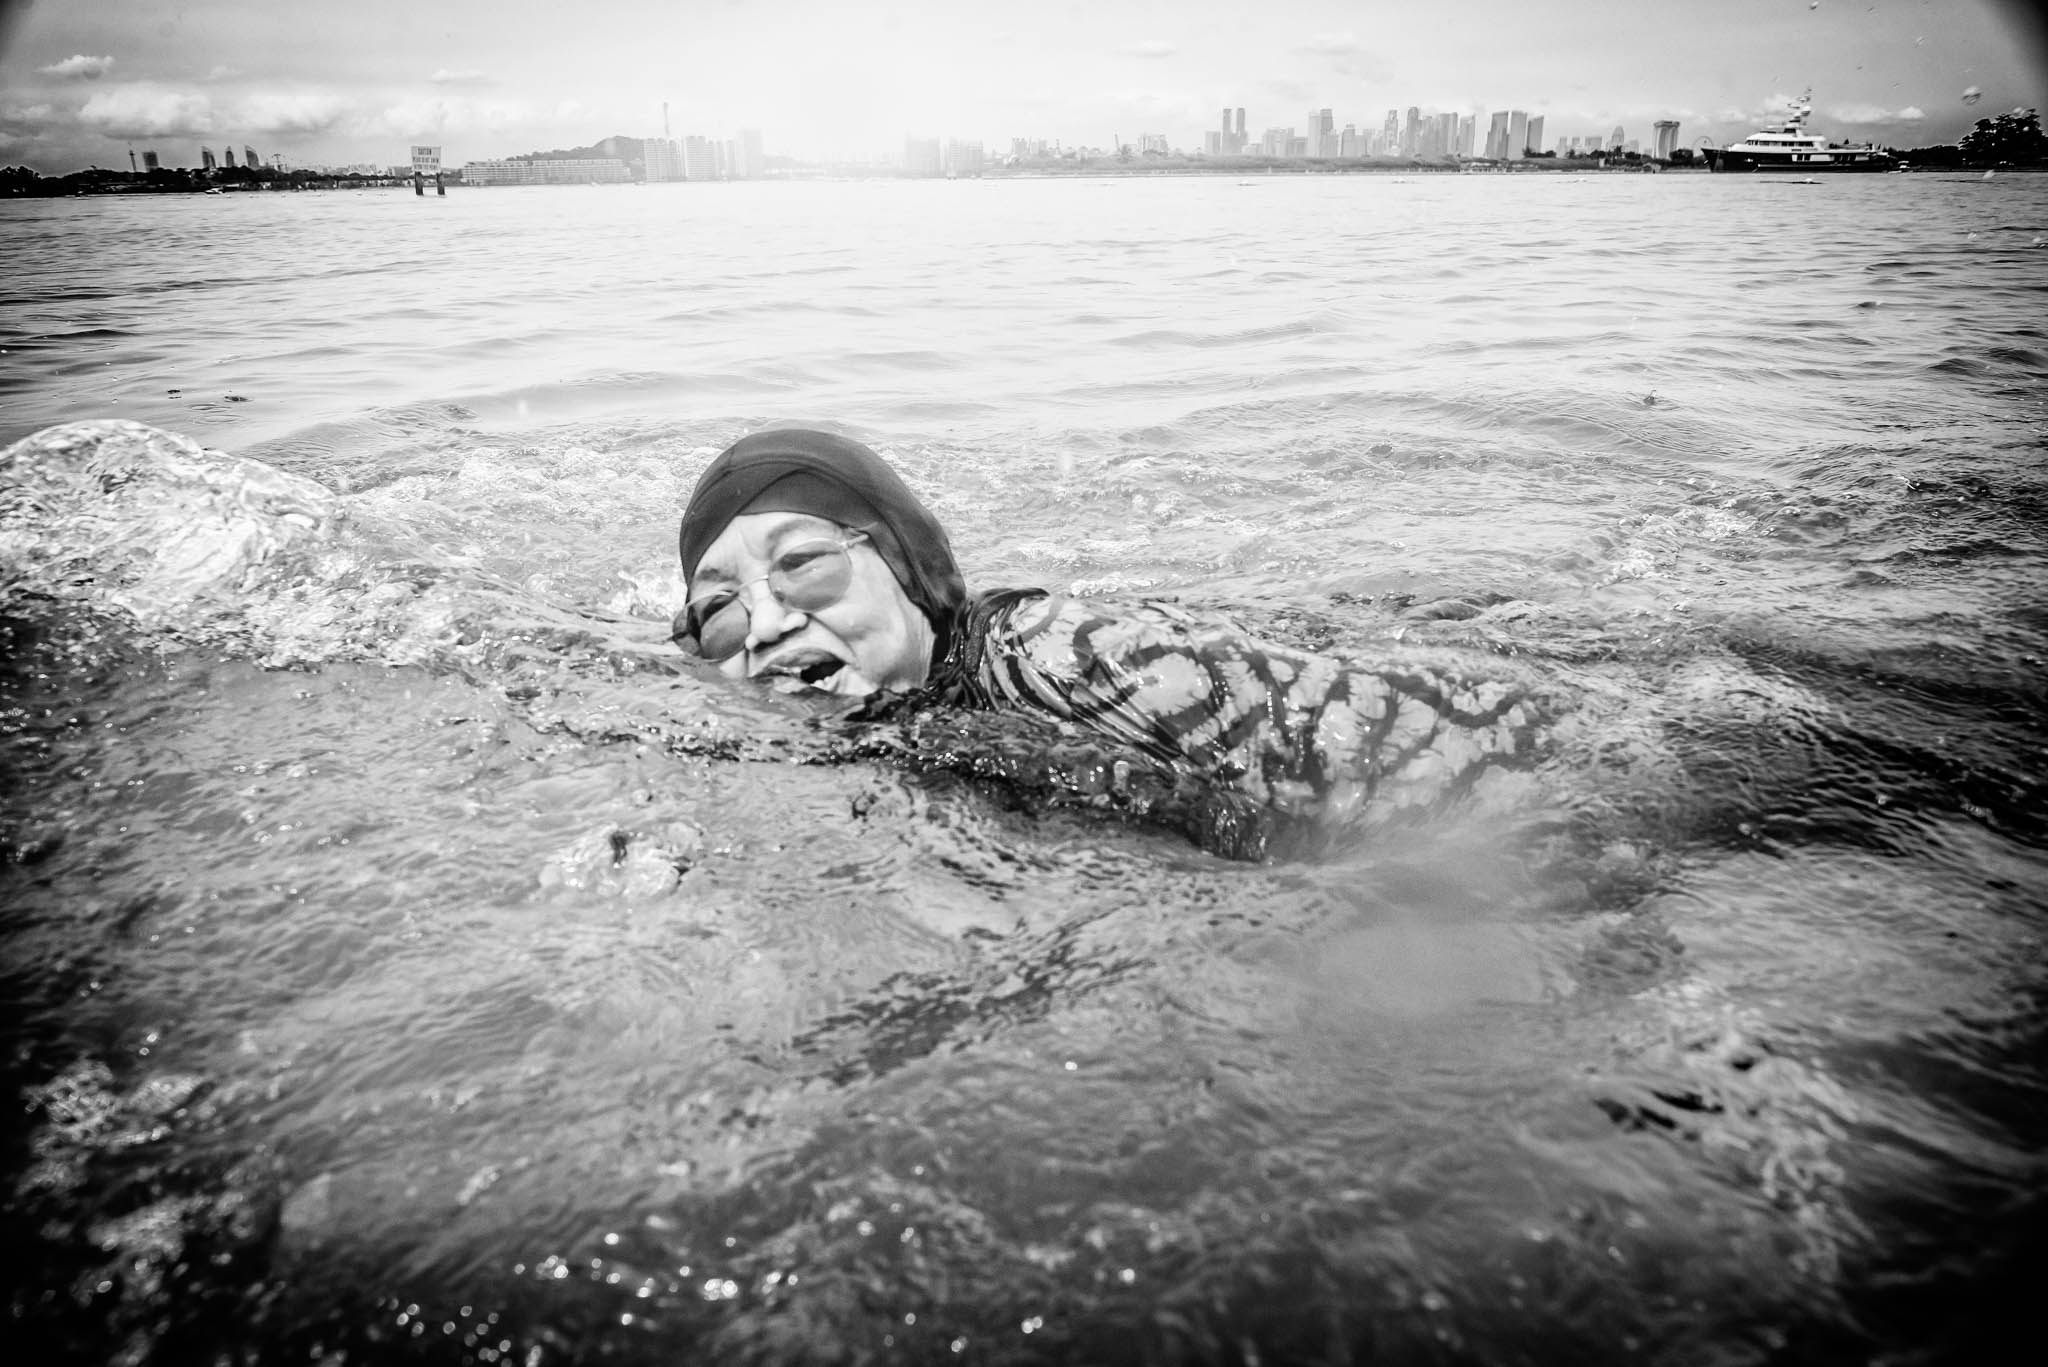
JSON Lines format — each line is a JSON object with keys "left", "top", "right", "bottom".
{"left": 1705, "top": 92, "right": 1896, "bottom": 173}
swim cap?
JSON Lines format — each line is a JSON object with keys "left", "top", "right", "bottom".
{"left": 677, "top": 428, "right": 967, "bottom": 655}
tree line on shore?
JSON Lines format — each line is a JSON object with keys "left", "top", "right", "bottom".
{"left": 1892, "top": 108, "right": 2048, "bottom": 167}
{"left": 0, "top": 163, "right": 418, "bottom": 197}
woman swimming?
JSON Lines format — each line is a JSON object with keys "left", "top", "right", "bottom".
{"left": 676, "top": 429, "right": 1542, "bottom": 850}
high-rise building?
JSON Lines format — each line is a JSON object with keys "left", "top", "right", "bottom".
{"left": 1306, "top": 107, "right": 1334, "bottom": 157}
{"left": 1436, "top": 111, "right": 1459, "bottom": 159}
{"left": 1401, "top": 106, "right": 1420, "bottom": 156}
{"left": 1609, "top": 124, "right": 1626, "bottom": 150}
{"left": 1382, "top": 110, "right": 1399, "bottom": 146}
{"left": 1507, "top": 111, "right": 1528, "bottom": 160}
{"left": 1652, "top": 120, "right": 1680, "bottom": 159}
{"left": 682, "top": 135, "right": 718, "bottom": 180}
{"left": 902, "top": 136, "right": 942, "bottom": 176}
{"left": 1458, "top": 114, "right": 1476, "bottom": 158}
{"left": 1234, "top": 108, "right": 1245, "bottom": 141}
{"left": 1485, "top": 111, "right": 1509, "bottom": 160}
{"left": 946, "top": 138, "right": 986, "bottom": 174}
{"left": 245, "top": 145, "right": 258, "bottom": 168}
{"left": 141, "top": 150, "right": 159, "bottom": 171}
{"left": 735, "top": 128, "right": 763, "bottom": 179}
{"left": 200, "top": 146, "right": 217, "bottom": 171}
{"left": 224, "top": 146, "right": 237, "bottom": 168}
{"left": 644, "top": 137, "right": 681, "bottom": 181}
{"left": 1339, "top": 124, "right": 1360, "bottom": 157}
{"left": 1525, "top": 115, "right": 1545, "bottom": 155}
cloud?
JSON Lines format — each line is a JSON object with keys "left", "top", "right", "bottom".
{"left": 368, "top": 96, "right": 551, "bottom": 140}
{"left": 72, "top": 84, "right": 362, "bottom": 141}
{"left": 77, "top": 84, "right": 215, "bottom": 138}
{"left": 1295, "top": 32, "right": 1361, "bottom": 55}
{"left": 1831, "top": 102, "right": 1924, "bottom": 123}
{"left": 39, "top": 54, "right": 115, "bottom": 80}
{"left": 204, "top": 65, "right": 241, "bottom": 82}
{"left": 1117, "top": 40, "right": 1175, "bottom": 59}
{"left": 0, "top": 97, "right": 57, "bottom": 151}
{"left": 430, "top": 68, "right": 492, "bottom": 86}
{"left": 234, "top": 92, "right": 354, "bottom": 135}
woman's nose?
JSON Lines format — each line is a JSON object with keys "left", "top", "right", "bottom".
{"left": 741, "top": 583, "right": 806, "bottom": 649}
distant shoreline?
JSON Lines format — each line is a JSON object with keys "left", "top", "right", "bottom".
{"left": 9, "top": 159, "right": 2046, "bottom": 199}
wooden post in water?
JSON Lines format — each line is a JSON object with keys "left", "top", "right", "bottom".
{"left": 436, "top": 173, "right": 445, "bottom": 196}
{"left": 413, "top": 171, "right": 423, "bottom": 196}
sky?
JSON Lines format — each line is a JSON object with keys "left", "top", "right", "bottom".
{"left": 2, "top": 0, "right": 2044, "bottom": 171}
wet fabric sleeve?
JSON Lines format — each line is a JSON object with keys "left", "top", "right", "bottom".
{"left": 955, "top": 592, "right": 1539, "bottom": 829}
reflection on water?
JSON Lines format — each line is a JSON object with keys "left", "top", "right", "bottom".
{"left": 4, "top": 173, "right": 2048, "bottom": 1363}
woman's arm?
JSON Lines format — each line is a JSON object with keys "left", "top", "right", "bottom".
{"left": 961, "top": 593, "right": 1540, "bottom": 830}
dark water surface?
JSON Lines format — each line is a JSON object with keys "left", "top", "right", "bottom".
{"left": 3, "top": 173, "right": 2046, "bottom": 1365}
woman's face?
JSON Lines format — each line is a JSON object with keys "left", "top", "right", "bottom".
{"left": 687, "top": 510, "right": 934, "bottom": 696}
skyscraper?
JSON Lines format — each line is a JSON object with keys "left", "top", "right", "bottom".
{"left": 682, "top": 135, "right": 717, "bottom": 180}
{"left": 1609, "top": 124, "right": 1625, "bottom": 151}
{"left": 945, "top": 139, "right": 985, "bottom": 175}
{"left": 1525, "top": 115, "right": 1545, "bottom": 155}
{"left": 736, "top": 128, "right": 763, "bottom": 179}
{"left": 201, "top": 146, "right": 216, "bottom": 170}
{"left": 1458, "top": 114, "right": 1475, "bottom": 158}
{"left": 1653, "top": 120, "right": 1680, "bottom": 159}
{"left": 644, "top": 137, "right": 682, "bottom": 181}
{"left": 1486, "top": 111, "right": 1509, "bottom": 160}
{"left": 141, "top": 150, "right": 159, "bottom": 171}
{"left": 245, "top": 145, "right": 258, "bottom": 168}
{"left": 1307, "top": 107, "right": 1334, "bottom": 157}
{"left": 1507, "top": 111, "right": 1528, "bottom": 160}
{"left": 1401, "top": 106, "right": 1420, "bottom": 157}
{"left": 902, "top": 136, "right": 942, "bottom": 176}
{"left": 1436, "top": 111, "right": 1459, "bottom": 159}
{"left": 224, "top": 147, "right": 236, "bottom": 168}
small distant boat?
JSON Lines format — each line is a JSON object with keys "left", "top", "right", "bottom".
{"left": 1703, "top": 91, "right": 1895, "bottom": 173}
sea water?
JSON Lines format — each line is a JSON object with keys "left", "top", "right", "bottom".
{"left": 2, "top": 172, "right": 2045, "bottom": 1365}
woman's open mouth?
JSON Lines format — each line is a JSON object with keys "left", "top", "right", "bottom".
{"left": 756, "top": 650, "right": 848, "bottom": 691}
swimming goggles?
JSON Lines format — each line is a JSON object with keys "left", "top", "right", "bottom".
{"left": 674, "top": 532, "right": 869, "bottom": 662}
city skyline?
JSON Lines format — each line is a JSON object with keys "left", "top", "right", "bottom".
{"left": 2, "top": 0, "right": 2044, "bottom": 174}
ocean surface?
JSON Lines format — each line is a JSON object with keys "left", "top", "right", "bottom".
{"left": 2, "top": 172, "right": 2045, "bottom": 1365}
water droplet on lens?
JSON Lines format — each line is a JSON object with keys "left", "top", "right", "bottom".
{"left": 1962, "top": 86, "right": 1982, "bottom": 105}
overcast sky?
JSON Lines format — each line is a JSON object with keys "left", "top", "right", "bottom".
{"left": 3, "top": 0, "right": 2043, "bottom": 170}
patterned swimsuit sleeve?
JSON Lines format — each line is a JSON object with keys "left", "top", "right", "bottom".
{"left": 954, "top": 591, "right": 1539, "bottom": 829}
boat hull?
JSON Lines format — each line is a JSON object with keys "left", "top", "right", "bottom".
{"left": 1705, "top": 149, "right": 1895, "bottom": 173}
